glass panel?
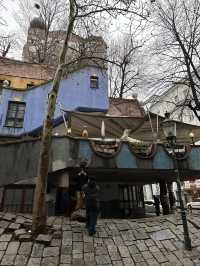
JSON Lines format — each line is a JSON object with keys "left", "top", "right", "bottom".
{"left": 8, "top": 110, "right": 16, "bottom": 118}
{"left": 17, "top": 111, "right": 25, "bottom": 119}
{"left": 90, "top": 76, "right": 99, "bottom": 88}
{"left": 18, "top": 105, "right": 25, "bottom": 111}
{"left": 124, "top": 187, "right": 128, "bottom": 201}
{"left": 15, "top": 120, "right": 23, "bottom": 128}
{"left": 10, "top": 105, "right": 17, "bottom": 111}
{"left": 132, "top": 186, "right": 136, "bottom": 201}
{"left": 5, "top": 119, "right": 15, "bottom": 127}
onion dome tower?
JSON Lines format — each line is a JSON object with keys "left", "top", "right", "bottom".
{"left": 29, "top": 17, "right": 46, "bottom": 30}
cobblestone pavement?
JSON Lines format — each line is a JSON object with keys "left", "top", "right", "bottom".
{"left": 0, "top": 212, "right": 200, "bottom": 265}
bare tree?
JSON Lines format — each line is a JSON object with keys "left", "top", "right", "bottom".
{"left": 0, "top": 1, "right": 18, "bottom": 57}
{"left": 151, "top": 0, "right": 200, "bottom": 121}
{"left": 109, "top": 30, "right": 146, "bottom": 98}
{"left": 0, "top": 34, "right": 17, "bottom": 57}
{"left": 32, "top": 0, "right": 149, "bottom": 233}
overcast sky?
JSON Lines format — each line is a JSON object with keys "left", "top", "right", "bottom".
{"left": 2, "top": 0, "right": 22, "bottom": 58}
{"left": 2, "top": 0, "right": 41, "bottom": 59}
{"left": 3, "top": 0, "right": 19, "bottom": 31}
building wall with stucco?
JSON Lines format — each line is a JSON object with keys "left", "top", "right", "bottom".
{"left": 0, "top": 74, "right": 47, "bottom": 90}
{"left": 0, "top": 66, "right": 108, "bottom": 136}
{"left": 0, "top": 57, "right": 55, "bottom": 90}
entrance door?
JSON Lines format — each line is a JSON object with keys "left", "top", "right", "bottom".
{"left": 119, "top": 185, "right": 144, "bottom": 218}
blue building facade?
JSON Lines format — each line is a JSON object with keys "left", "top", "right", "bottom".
{"left": 0, "top": 66, "right": 108, "bottom": 136}
{"left": 1, "top": 137, "right": 200, "bottom": 217}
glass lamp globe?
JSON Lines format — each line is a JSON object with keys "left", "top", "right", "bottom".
{"left": 189, "top": 132, "right": 194, "bottom": 138}
{"left": 161, "top": 112, "right": 177, "bottom": 140}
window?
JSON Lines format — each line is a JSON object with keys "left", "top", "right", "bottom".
{"left": 90, "top": 75, "right": 99, "bottom": 89}
{"left": 5, "top": 101, "right": 26, "bottom": 128}
{"left": 26, "top": 83, "right": 34, "bottom": 88}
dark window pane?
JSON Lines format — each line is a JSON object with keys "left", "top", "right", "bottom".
{"left": 18, "top": 105, "right": 25, "bottom": 111}
{"left": 17, "top": 111, "right": 25, "bottom": 119}
{"left": 8, "top": 111, "right": 16, "bottom": 118}
{"left": 5, "top": 101, "right": 26, "bottom": 128}
{"left": 27, "top": 83, "right": 34, "bottom": 88}
{"left": 5, "top": 119, "right": 15, "bottom": 127}
{"left": 90, "top": 76, "right": 99, "bottom": 89}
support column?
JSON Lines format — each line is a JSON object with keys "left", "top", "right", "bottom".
{"left": 159, "top": 181, "right": 170, "bottom": 215}
{"left": 167, "top": 182, "right": 176, "bottom": 211}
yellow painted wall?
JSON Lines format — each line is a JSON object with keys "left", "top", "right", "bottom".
{"left": 0, "top": 74, "right": 46, "bottom": 90}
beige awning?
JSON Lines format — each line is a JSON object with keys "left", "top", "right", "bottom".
{"left": 54, "top": 111, "right": 200, "bottom": 143}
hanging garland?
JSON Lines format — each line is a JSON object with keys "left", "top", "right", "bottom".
{"left": 128, "top": 142, "right": 157, "bottom": 159}
{"left": 90, "top": 139, "right": 122, "bottom": 158}
{"left": 164, "top": 144, "right": 191, "bottom": 160}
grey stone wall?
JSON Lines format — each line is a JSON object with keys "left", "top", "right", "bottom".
{"left": 0, "top": 140, "right": 40, "bottom": 185}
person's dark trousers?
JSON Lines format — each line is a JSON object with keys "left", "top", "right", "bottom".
{"left": 155, "top": 207, "right": 160, "bottom": 216}
{"left": 86, "top": 207, "right": 98, "bottom": 235}
{"left": 85, "top": 209, "right": 89, "bottom": 229}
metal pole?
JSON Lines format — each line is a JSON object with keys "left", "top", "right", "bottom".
{"left": 171, "top": 143, "right": 192, "bottom": 250}
{"left": 192, "top": 137, "right": 194, "bottom": 145}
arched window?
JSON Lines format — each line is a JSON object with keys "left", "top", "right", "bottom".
{"left": 90, "top": 75, "right": 99, "bottom": 89}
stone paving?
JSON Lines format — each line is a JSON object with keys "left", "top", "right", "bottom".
{"left": 0, "top": 212, "right": 199, "bottom": 265}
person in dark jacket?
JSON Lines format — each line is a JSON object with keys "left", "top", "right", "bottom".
{"left": 82, "top": 177, "right": 100, "bottom": 236}
{"left": 153, "top": 195, "right": 160, "bottom": 216}
{"left": 75, "top": 162, "right": 88, "bottom": 191}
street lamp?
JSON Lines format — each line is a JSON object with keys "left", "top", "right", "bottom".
{"left": 189, "top": 132, "right": 195, "bottom": 145}
{"left": 161, "top": 112, "right": 192, "bottom": 250}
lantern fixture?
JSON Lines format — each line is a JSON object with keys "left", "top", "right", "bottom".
{"left": 189, "top": 132, "right": 195, "bottom": 145}
{"left": 161, "top": 112, "right": 176, "bottom": 144}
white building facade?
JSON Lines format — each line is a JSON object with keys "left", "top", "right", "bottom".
{"left": 146, "top": 85, "right": 200, "bottom": 126}
{"left": 144, "top": 83, "right": 200, "bottom": 201}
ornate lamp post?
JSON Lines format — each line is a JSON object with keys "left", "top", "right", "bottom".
{"left": 161, "top": 112, "right": 192, "bottom": 250}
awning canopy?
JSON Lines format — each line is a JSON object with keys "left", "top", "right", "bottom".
{"left": 55, "top": 111, "right": 200, "bottom": 143}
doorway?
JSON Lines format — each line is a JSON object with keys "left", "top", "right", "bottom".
{"left": 119, "top": 184, "right": 145, "bottom": 218}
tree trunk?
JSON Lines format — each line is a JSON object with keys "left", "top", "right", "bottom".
{"left": 32, "top": 0, "right": 76, "bottom": 234}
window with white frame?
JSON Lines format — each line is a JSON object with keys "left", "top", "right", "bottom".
{"left": 90, "top": 75, "right": 99, "bottom": 89}
{"left": 5, "top": 101, "right": 26, "bottom": 128}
